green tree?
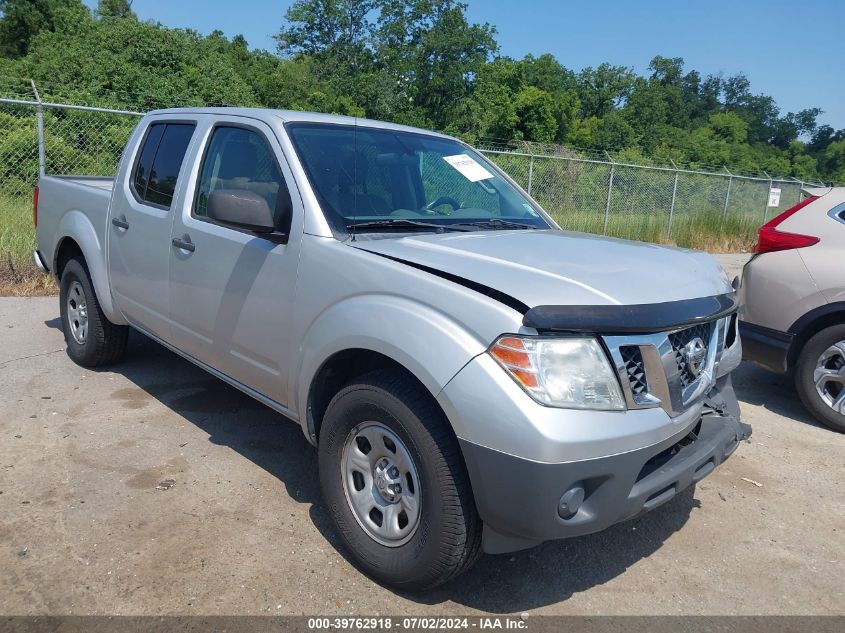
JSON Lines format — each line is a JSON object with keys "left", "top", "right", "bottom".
{"left": 822, "top": 140, "right": 845, "bottom": 182}
{"left": 521, "top": 53, "right": 573, "bottom": 94}
{"left": 13, "top": 12, "right": 258, "bottom": 108}
{"left": 592, "top": 110, "right": 635, "bottom": 150}
{"left": 376, "top": 0, "right": 497, "bottom": 129}
{"left": 96, "top": 0, "right": 134, "bottom": 19}
{"left": 708, "top": 112, "right": 748, "bottom": 144}
{"left": 808, "top": 125, "right": 845, "bottom": 153}
{"left": 520, "top": 53, "right": 578, "bottom": 143}
{"left": 0, "top": 0, "right": 839, "bottom": 184}
{"left": 576, "top": 63, "right": 634, "bottom": 118}
{"left": 452, "top": 56, "right": 519, "bottom": 139}
{"left": 275, "top": 0, "right": 374, "bottom": 64}
{"left": 513, "top": 85, "right": 557, "bottom": 143}
{"left": 0, "top": 0, "right": 83, "bottom": 57}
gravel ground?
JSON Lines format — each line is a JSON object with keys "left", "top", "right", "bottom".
{"left": 0, "top": 254, "right": 842, "bottom": 616}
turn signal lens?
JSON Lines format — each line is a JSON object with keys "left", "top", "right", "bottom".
{"left": 489, "top": 342, "right": 532, "bottom": 370}
{"left": 489, "top": 336, "right": 625, "bottom": 410}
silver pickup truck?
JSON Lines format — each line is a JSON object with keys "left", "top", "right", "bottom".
{"left": 33, "top": 108, "right": 749, "bottom": 590}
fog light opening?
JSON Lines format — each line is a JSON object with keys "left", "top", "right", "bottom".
{"left": 558, "top": 483, "right": 585, "bottom": 520}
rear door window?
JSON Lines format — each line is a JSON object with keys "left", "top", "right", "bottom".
{"left": 132, "top": 122, "right": 195, "bottom": 209}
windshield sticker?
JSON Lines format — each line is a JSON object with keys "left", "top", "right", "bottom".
{"left": 443, "top": 154, "right": 494, "bottom": 182}
{"left": 522, "top": 203, "right": 539, "bottom": 216}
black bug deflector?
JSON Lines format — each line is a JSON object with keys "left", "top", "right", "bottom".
{"left": 523, "top": 293, "right": 738, "bottom": 334}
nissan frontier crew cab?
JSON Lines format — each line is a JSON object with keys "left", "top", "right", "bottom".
{"left": 33, "top": 108, "right": 749, "bottom": 591}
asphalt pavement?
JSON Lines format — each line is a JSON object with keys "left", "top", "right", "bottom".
{"left": 0, "top": 253, "right": 842, "bottom": 615}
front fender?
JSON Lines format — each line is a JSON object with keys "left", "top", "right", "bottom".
{"left": 54, "top": 210, "right": 126, "bottom": 325}
{"left": 294, "top": 293, "right": 488, "bottom": 424}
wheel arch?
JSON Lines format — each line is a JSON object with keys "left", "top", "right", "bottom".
{"left": 305, "top": 348, "right": 440, "bottom": 444}
{"left": 294, "top": 294, "right": 488, "bottom": 445}
{"left": 788, "top": 302, "right": 845, "bottom": 368}
{"left": 52, "top": 211, "right": 126, "bottom": 325}
{"left": 54, "top": 236, "right": 83, "bottom": 281}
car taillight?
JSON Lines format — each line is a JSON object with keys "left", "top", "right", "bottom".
{"left": 754, "top": 196, "right": 820, "bottom": 254}
{"left": 33, "top": 186, "right": 39, "bottom": 227}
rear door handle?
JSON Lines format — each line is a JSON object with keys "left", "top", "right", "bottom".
{"left": 111, "top": 217, "right": 129, "bottom": 230}
{"left": 171, "top": 237, "right": 195, "bottom": 252}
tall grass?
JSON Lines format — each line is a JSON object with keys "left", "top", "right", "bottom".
{"left": 0, "top": 192, "right": 56, "bottom": 295}
{"left": 545, "top": 206, "right": 757, "bottom": 252}
{"left": 0, "top": 192, "right": 35, "bottom": 264}
{"left": 665, "top": 211, "right": 758, "bottom": 252}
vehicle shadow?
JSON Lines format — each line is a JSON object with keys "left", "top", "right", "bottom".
{"left": 99, "top": 329, "right": 699, "bottom": 612}
{"left": 95, "top": 330, "right": 340, "bottom": 542}
{"left": 731, "top": 361, "right": 824, "bottom": 429}
{"left": 415, "top": 490, "right": 697, "bottom": 611}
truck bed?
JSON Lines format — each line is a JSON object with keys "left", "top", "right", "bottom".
{"left": 56, "top": 176, "right": 115, "bottom": 192}
{"left": 35, "top": 175, "right": 115, "bottom": 275}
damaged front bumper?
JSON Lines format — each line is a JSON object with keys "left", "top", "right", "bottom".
{"left": 459, "top": 375, "right": 750, "bottom": 554}
{"left": 439, "top": 313, "right": 749, "bottom": 555}
{"left": 461, "top": 377, "right": 751, "bottom": 553}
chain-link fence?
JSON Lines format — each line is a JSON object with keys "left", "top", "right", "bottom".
{"left": 481, "top": 144, "right": 816, "bottom": 250}
{"left": 0, "top": 94, "right": 827, "bottom": 269}
{"left": 0, "top": 97, "right": 142, "bottom": 272}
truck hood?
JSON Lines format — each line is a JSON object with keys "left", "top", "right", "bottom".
{"left": 353, "top": 230, "right": 732, "bottom": 308}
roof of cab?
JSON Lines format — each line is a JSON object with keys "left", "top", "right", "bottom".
{"left": 145, "top": 106, "right": 456, "bottom": 140}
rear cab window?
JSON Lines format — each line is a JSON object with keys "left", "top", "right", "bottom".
{"left": 131, "top": 121, "right": 196, "bottom": 209}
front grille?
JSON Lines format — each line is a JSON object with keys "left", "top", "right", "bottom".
{"left": 668, "top": 323, "right": 713, "bottom": 387}
{"left": 620, "top": 346, "right": 648, "bottom": 395}
{"left": 604, "top": 317, "right": 726, "bottom": 417}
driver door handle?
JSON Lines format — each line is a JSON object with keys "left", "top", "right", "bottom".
{"left": 171, "top": 237, "right": 195, "bottom": 252}
{"left": 111, "top": 217, "right": 129, "bottom": 230}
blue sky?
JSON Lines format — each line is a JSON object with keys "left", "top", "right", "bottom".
{"left": 82, "top": 0, "right": 844, "bottom": 129}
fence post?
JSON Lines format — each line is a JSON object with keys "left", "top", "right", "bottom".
{"left": 527, "top": 153, "right": 534, "bottom": 196}
{"left": 31, "top": 79, "right": 45, "bottom": 177}
{"left": 722, "top": 167, "right": 733, "bottom": 225}
{"left": 603, "top": 152, "right": 615, "bottom": 235}
{"left": 668, "top": 171, "right": 679, "bottom": 239}
{"left": 762, "top": 172, "right": 772, "bottom": 223}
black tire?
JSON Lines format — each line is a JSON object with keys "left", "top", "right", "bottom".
{"left": 59, "top": 256, "right": 128, "bottom": 367}
{"left": 795, "top": 324, "right": 845, "bottom": 433}
{"left": 318, "top": 369, "right": 482, "bottom": 591}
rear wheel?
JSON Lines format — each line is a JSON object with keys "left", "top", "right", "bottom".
{"left": 59, "top": 257, "right": 128, "bottom": 367}
{"left": 318, "top": 369, "right": 482, "bottom": 591}
{"left": 795, "top": 324, "right": 845, "bottom": 433}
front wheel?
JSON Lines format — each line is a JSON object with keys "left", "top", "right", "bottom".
{"left": 59, "top": 256, "right": 128, "bottom": 367}
{"left": 795, "top": 324, "right": 845, "bottom": 433}
{"left": 318, "top": 370, "right": 482, "bottom": 591}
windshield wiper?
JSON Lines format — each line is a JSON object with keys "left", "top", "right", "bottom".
{"left": 451, "top": 218, "right": 539, "bottom": 230}
{"left": 346, "top": 219, "right": 472, "bottom": 232}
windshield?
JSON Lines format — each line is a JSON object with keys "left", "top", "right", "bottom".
{"left": 285, "top": 122, "right": 553, "bottom": 235}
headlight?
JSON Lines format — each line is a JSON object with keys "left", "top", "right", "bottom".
{"left": 489, "top": 336, "right": 625, "bottom": 410}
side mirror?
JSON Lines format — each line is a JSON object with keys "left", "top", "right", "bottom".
{"left": 207, "top": 189, "right": 276, "bottom": 234}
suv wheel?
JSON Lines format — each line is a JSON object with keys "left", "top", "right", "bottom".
{"left": 795, "top": 324, "right": 845, "bottom": 433}
{"left": 59, "top": 256, "right": 128, "bottom": 367}
{"left": 318, "top": 369, "right": 482, "bottom": 591}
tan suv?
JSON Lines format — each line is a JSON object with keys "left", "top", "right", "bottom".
{"left": 739, "top": 186, "right": 845, "bottom": 432}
